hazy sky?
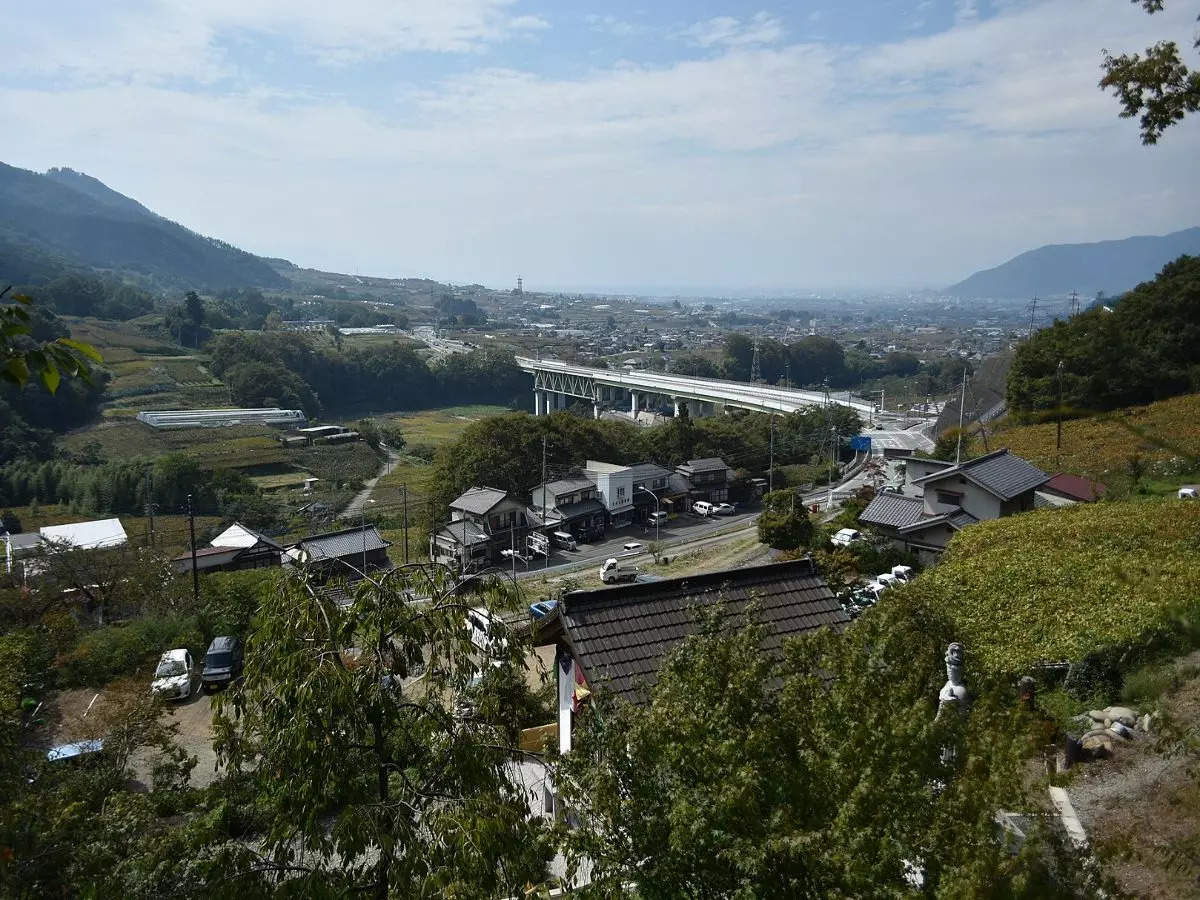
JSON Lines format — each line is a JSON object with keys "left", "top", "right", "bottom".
{"left": 4, "top": 1, "right": 1198, "bottom": 292}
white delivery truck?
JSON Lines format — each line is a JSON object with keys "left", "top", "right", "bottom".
{"left": 600, "top": 557, "right": 640, "bottom": 584}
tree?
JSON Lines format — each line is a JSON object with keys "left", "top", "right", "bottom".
{"left": 184, "top": 290, "right": 205, "bottom": 327}
{"left": 554, "top": 595, "right": 1094, "bottom": 897}
{"left": 213, "top": 564, "right": 552, "bottom": 897}
{"left": 1100, "top": 1, "right": 1200, "bottom": 144}
{"left": 757, "top": 489, "right": 814, "bottom": 551}
{"left": 1, "top": 288, "right": 100, "bottom": 394}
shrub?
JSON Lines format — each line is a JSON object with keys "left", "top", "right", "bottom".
{"left": 58, "top": 615, "right": 205, "bottom": 688}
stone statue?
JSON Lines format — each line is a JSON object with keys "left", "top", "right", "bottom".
{"left": 937, "top": 642, "right": 968, "bottom": 718}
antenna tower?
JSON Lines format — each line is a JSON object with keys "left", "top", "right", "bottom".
{"left": 516, "top": 276, "right": 523, "bottom": 295}
{"left": 750, "top": 332, "right": 762, "bottom": 383}
{"left": 1069, "top": 289, "right": 1079, "bottom": 317}
{"left": 1026, "top": 297, "right": 1039, "bottom": 339}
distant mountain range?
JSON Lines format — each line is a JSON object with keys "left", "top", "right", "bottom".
{"left": 0, "top": 162, "right": 286, "bottom": 290}
{"left": 946, "top": 227, "right": 1200, "bottom": 299}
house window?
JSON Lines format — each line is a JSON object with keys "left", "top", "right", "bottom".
{"left": 616, "top": 486, "right": 626, "bottom": 499}
{"left": 936, "top": 491, "right": 962, "bottom": 506}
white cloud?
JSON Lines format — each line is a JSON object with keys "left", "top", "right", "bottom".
{"left": 678, "top": 11, "right": 786, "bottom": 48}
{"left": 954, "top": 0, "right": 979, "bottom": 25}
{"left": 1, "top": 0, "right": 1197, "bottom": 289}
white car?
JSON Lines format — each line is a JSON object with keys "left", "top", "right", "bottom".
{"left": 622, "top": 541, "right": 644, "bottom": 554}
{"left": 151, "top": 649, "right": 195, "bottom": 700}
{"left": 831, "top": 528, "right": 863, "bottom": 547}
{"left": 713, "top": 503, "right": 736, "bottom": 516}
{"left": 891, "top": 565, "right": 915, "bottom": 583}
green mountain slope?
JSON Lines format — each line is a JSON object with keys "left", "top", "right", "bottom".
{"left": 947, "top": 227, "right": 1200, "bottom": 299}
{"left": 0, "top": 162, "right": 286, "bottom": 290}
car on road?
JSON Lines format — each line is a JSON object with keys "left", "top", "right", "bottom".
{"left": 647, "top": 511, "right": 668, "bottom": 526}
{"left": 622, "top": 541, "right": 644, "bottom": 554}
{"left": 713, "top": 503, "right": 736, "bottom": 516}
{"left": 201, "top": 636, "right": 243, "bottom": 692}
{"left": 600, "top": 557, "right": 640, "bottom": 583}
{"left": 151, "top": 649, "right": 195, "bottom": 700}
{"left": 692, "top": 501, "right": 714, "bottom": 516}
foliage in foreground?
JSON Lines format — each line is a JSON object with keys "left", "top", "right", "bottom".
{"left": 554, "top": 597, "right": 1095, "bottom": 897}
{"left": 919, "top": 497, "right": 1200, "bottom": 677}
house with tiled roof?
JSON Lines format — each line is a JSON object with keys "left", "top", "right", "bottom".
{"left": 859, "top": 449, "right": 1048, "bottom": 562}
{"left": 533, "top": 557, "right": 848, "bottom": 755}
{"left": 676, "top": 457, "right": 731, "bottom": 503}
{"left": 173, "top": 529, "right": 283, "bottom": 575}
{"left": 286, "top": 524, "right": 392, "bottom": 581}
{"left": 431, "top": 487, "right": 543, "bottom": 572}
{"left": 529, "top": 474, "right": 607, "bottom": 542}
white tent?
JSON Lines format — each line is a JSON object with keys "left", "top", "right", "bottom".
{"left": 39, "top": 518, "right": 127, "bottom": 550}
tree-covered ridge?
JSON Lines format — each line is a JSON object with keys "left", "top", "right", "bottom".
{"left": 0, "top": 161, "right": 286, "bottom": 291}
{"left": 1007, "top": 255, "right": 1200, "bottom": 415}
{"left": 206, "top": 331, "right": 528, "bottom": 415}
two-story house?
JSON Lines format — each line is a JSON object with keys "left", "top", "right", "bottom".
{"left": 430, "top": 486, "right": 543, "bottom": 572}
{"left": 858, "top": 449, "right": 1048, "bottom": 564}
{"left": 676, "top": 457, "right": 731, "bottom": 503}
{"left": 529, "top": 475, "right": 607, "bottom": 542}
{"left": 583, "top": 461, "right": 635, "bottom": 528}
{"left": 626, "top": 463, "right": 673, "bottom": 523}
{"left": 285, "top": 524, "right": 392, "bottom": 582}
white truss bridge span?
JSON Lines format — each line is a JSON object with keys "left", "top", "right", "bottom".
{"left": 515, "top": 357, "right": 876, "bottom": 419}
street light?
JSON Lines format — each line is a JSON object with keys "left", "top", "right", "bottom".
{"left": 637, "top": 485, "right": 661, "bottom": 544}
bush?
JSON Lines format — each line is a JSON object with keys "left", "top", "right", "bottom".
{"left": 58, "top": 615, "right": 205, "bottom": 688}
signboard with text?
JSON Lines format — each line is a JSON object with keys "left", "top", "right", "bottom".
{"left": 850, "top": 436, "right": 872, "bottom": 452}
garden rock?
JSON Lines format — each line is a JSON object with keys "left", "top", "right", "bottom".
{"left": 1108, "top": 721, "right": 1133, "bottom": 740}
{"left": 1080, "top": 729, "right": 1114, "bottom": 757}
{"left": 1088, "top": 706, "right": 1138, "bottom": 728}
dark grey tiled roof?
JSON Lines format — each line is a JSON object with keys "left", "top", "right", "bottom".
{"left": 534, "top": 476, "right": 595, "bottom": 500}
{"left": 558, "top": 558, "right": 847, "bottom": 705}
{"left": 911, "top": 449, "right": 1048, "bottom": 500}
{"left": 681, "top": 457, "right": 729, "bottom": 473}
{"left": 859, "top": 492, "right": 926, "bottom": 529}
{"left": 666, "top": 473, "right": 693, "bottom": 496}
{"left": 433, "top": 522, "right": 491, "bottom": 547}
{"left": 554, "top": 498, "right": 606, "bottom": 520}
{"left": 897, "top": 508, "right": 977, "bottom": 534}
{"left": 947, "top": 509, "right": 979, "bottom": 529}
{"left": 294, "top": 525, "right": 391, "bottom": 560}
{"left": 450, "top": 487, "right": 509, "bottom": 515}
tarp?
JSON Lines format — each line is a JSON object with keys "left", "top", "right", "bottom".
{"left": 39, "top": 518, "right": 127, "bottom": 550}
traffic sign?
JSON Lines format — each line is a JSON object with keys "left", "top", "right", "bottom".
{"left": 850, "top": 436, "right": 872, "bottom": 452}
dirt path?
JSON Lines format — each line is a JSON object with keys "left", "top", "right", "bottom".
{"left": 342, "top": 447, "right": 401, "bottom": 519}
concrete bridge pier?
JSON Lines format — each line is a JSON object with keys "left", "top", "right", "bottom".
{"left": 534, "top": 390, "right": 544, "bottom": 416}
{"left": 631, "top": 391, "right": 640, "bottom": 417}
{"left": 673, "top": 397, "right": 682, "bottom": 417}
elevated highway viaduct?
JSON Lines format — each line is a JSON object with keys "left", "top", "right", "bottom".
{"left": 515, "top": 357, "right": 876, "bottom": 420}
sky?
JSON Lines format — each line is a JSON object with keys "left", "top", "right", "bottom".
{"left": 3, "top": 0, "right": 1198, "bottom": 293}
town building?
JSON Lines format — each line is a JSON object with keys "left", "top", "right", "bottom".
{"left": 172, "top": 523, "right": 283, "bottom": 574}
{"left": 286, "top": 524, "right": 392, "bottom": 581}
{"left": 583, "top": 461, "right": 635, "bottom": 528}
{"left": 529, "top": 475, "right": 606, "bottom": 542}
{"left": 429, "top": 487, "right": 543, "bottom": 572}
{"left": 675, "top": 457, "right": 731, "bottom": 503}
{"left": 859, "top": 449, "right": 1048, "bottom": 563}
{"left": 533, "top": 557, "right": 848, "bottom": 757}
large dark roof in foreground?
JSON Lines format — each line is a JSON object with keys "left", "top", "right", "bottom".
{"left": 552, "top": 558, "right": 847, "bottom": 705}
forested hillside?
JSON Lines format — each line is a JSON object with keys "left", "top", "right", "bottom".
{"left": 1007, "top": 255, "right": 1200, "bottom": 415}
{"left": 0, "top": 162, "right": 285, "bottom": 290}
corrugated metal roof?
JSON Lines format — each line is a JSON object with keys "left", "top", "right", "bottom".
{"left": 450, "top": 487, "right": 509, "bottom": 515}
{"left": 39, "top": 518, "right": 127, "bottom": 550}
{"left": 533, "top": 476, "right": 594, "bottom": 500}
{"left": 293, "top": 525, "right": 391, "bottom": 560}
{"left": 559, "top": 558, "right": 847, "bottom": 705}
{"left": 911, "top": 449, "right": 1048, "bottom": 500}
{"left": 626, "top": 462, "right": 671, "bottom": 483}
{"left": 680, "top": 457, "right": 729, "bottom": 473}
{"left": 858, "top": 493, "right": 926, "bottom": 529}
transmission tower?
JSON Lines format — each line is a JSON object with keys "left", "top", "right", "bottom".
{"left": 1026, "top": 297, "right": 1039, "bottom": 339}
{"left": 750, "top": 332, "right": 762, "bottom": 383}
{"left": 1069, "top": 289, "right": 1079, "bottom": 317}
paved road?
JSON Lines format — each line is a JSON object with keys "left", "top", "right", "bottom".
{"left": 342, "top": 448, "right": 401, "bottom": 519}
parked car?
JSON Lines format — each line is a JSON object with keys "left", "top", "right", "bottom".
{"left": 647, "top": 511, "right": 668, "bottom": 526}
{"left": 877, "top": 573, "right": 900, "bottom": 589}
{"left": 713, "top": 503, "right": 736, "bottom": 516}
{"left": 529, "top": 600, "right": 558, "bottom": 619}
{"left": 201, "top": 636, "right": 243, "bottom": 692}
{"left": 600, "top": 558, "right": 639, "bottom": 584}
{"left": 622, "top": 541, "right": 644, "bottom": 554}
{"left": 151, "top": 649, "right": 195, "bottom": 700}
{"left": 46, "top": 739, "right": 105, "bottom": 764}
{"left": 551, "top": 530, "right": 578, "bottom": 550}
{"left": 831, "top": 527, "right": 863, "bottom": 547}
{"left": 891, "top": 565, "right": 915, "bottom": 583}
{"left": 692, "top": 501, "right": 714, "bottom": 516}
{"left": 466, "top": 608, "right": 507, "bottom": 657}
{"left": 1180, "top": 486, "right": 1198, "bottom": 500}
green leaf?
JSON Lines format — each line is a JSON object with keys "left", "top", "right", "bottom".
{"left": 40, "top": 360, "right": 61, "bottom": 394}
{"left": 3, "top": 355, "right": 30, "bottom": 386}
{"left": 57, "top": 337, "right": 104, "bottom": 362}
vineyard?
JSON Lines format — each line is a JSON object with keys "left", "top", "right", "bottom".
{"left": 915, "top": 497, "right": 1200, "bottom": 677}
{"left": 974, "top": 392, "right": 1200, "bottom": 485}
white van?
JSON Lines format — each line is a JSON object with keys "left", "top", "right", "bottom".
{"left": 552, "top": 531, "right": 577, "bottom": 550}
{"left": 693, "top": 501, "right": 714, "bottom": 517}
{"left": 891, "top": 565, "right": 915, "bottom": 583}
{"left": 831, "top": 528, "right": 863, "bottom": 547}
{"left": 648, "top": 511, "right": 668, "bottom": 526}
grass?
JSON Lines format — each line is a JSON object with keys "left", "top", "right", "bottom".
{"left": 976, "top": 392, "right": 1200, "bottom": 487}
{"left": 249, "top": 472, "right": 312, "bottom": 490}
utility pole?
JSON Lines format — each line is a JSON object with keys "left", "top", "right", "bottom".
{"left": 144, "top": 470, "right": 155, "bottom": 548}
{"left": 541, "top": 435, "right": 549, "bottom": 569}
{"left": 1055, "top": 359, "right": 1065, "bottom": 469}
{"left": 955, "top": 367, "right": 968, "bottom": 465}
{"left": 187, "top": 494, "right": 199, "bottom": 606}
{"left": 402, "top": 484, "right": 409, "bottom": 564}
{"left": 768, "top": 415, "right": 775, "bottom": 493}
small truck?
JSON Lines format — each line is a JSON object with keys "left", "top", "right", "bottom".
{"left": 600, "top": 557, "right": 640, "bottom": 584}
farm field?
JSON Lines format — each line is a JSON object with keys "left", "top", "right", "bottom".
{"left": 0, "top": 504, "right": 223, "bottom": 553}
{"left": 979, "top": 392, "right": 1200, "bottom": 487}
